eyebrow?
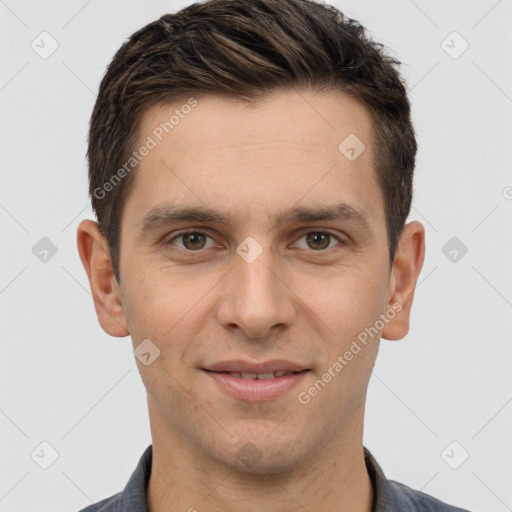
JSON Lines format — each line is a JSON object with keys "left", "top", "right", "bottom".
{"left": 137, "top": 202, "right": 371, "bottom": 238}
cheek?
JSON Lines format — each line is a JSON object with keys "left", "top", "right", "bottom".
{"left": 320, "top": 268, "right": 386, "bottom": 391}
{"left": 305, "top": 263, "right": 388, "bottom": 339}
{"left": 122, "top": 261, "right": 217, "bottom": 349}
{"left": 121, "top": 263, "right": 174, "bottom": 342}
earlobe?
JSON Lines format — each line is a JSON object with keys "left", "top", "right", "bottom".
{"left": 76, "top": 219, "right": 130, "bottom": 337}
{"left": 382, "top": 221, "right": 425, "bottom": 341}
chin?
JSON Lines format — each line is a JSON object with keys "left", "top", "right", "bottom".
{"left": 207, "top": 432, "right": 309, "bottom": 476}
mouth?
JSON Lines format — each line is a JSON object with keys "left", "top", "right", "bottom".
{"left": 204, "top": 369, "right": 306, "bottom": 379}
{"left": 201, "top": 361, "right": 310, "bottom": 401}
{"left": 203, "top": 359, "right": 309, "bottom": 374}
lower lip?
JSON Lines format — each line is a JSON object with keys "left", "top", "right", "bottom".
{"left": 203, "top": 370, "right": 309, "bottom": 402}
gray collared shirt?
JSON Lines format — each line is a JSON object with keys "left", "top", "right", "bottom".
{"left": 77, "top": 445, "right": 471, "bottom": 511}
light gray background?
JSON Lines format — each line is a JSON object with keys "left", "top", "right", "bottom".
{"left": 1, "top": 1, "right": 511, "bottom": 511}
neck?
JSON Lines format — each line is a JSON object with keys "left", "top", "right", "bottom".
{"left": 146, "top": 399, "right": 373, "bottom": 512}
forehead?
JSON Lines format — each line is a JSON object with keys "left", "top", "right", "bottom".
{"left": 123, "top": 88, "right": 383, "bottom": 231}
{"left": 140, "top": 88, "right": 375, "bottom": 156}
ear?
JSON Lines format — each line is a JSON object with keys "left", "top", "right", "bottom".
{"left": 76, "top": 219, "right": 129, "bottom": 337}
{"left": 382, "top": 221, "right": 425, "bottom": 341}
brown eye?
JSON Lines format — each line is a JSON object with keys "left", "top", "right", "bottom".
{"left": 305, "top": 232, "right": 332, "bottom": 250}
{"left": 167, "top": 231, "right": 215, "bottom": 251}
{"left": 181, "top": 233, "right": 207, "bottom": 250}
{"left": 293, "top": 231, "right": 342, "bottom": 251}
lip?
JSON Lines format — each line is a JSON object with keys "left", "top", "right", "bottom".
{"left": 202, "top": 368, "right": 310, "bottom": 402}
{"left": 203, "top": 359, "right": 308, "bottom": 374}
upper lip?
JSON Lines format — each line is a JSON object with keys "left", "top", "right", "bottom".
{"left": 203, "top": 359, "right": 309, "bottom": 374}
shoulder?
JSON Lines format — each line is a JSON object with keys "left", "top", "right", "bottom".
{"left": 363, "top": 447, "right": 472, "bottom": 512}
{"left": 75, "top": 444, "right": 152, "bottom": 512}
{"left": 385, "top": 479, "right": 472, "bottom": 512}
{"left": 76, "top": 492, "right": 123, "bottom": 512}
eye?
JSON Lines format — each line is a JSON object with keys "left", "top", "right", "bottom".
{"left": 164, "top": 229, "right": 344, "bottom": 253}
{"left": 293, "top": 231, "right": 343, "bottom": 251}
{"left": 166, "top": 231, "right": 216, "bottom": 251}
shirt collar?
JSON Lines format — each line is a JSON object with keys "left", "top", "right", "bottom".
{"left": 121, "top": 444, "right": 398, "bottom": 512}
{"left": 121, "top": 444, "right": 152, "bottom": 512}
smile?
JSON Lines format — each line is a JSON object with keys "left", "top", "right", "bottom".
{"left": 212, "top": 370, "right": 298, "bottom": 379}
{"left": 202, "top": 368, "right": 310, "bottom": 401}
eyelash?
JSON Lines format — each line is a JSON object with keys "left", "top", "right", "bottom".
{"left": 164, "top": 229, "right": 346, "bottom": 253}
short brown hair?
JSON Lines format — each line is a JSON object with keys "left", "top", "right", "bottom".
{"left": 87, "top": 0, "right": 416, "bottom": 283}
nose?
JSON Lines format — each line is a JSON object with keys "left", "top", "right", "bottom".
{"left": 215, "top": 247, "right": 296, "bottom": 340}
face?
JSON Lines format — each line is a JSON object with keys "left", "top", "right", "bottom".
{"left": 85, "top": 88, "right": 418, "bottom": 474}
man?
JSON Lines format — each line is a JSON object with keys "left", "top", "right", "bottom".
{"left": 76, "top": 0, "right": 471, "bottom": 510}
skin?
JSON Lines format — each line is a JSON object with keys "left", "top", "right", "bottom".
{"left": 77, "top": 88, "right": 425, "bottom": 512}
